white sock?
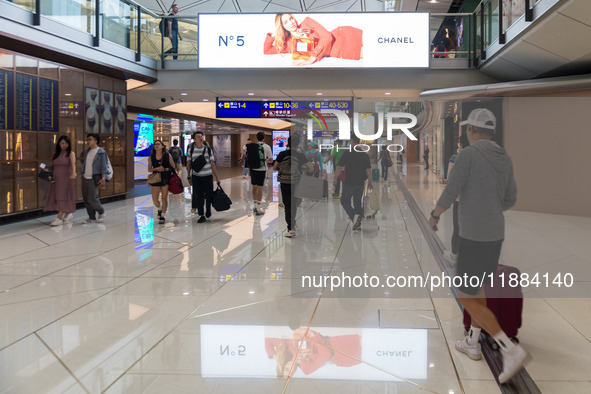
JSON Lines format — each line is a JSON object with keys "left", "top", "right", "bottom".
{"left": 493, "top": 331, "right": 517, "bottom": 352}
{"left": 467, "top": 326, "right": 481, "bottom": 345}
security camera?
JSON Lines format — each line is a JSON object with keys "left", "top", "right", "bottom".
{"left": 161, "top": 98, "right": 166, "bottom": 103}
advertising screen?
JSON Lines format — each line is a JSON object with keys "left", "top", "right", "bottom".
{"left": 134, "top": 122, "right": 153, "bottom": 156}
{"left": 199, "top": 13, "right": 429, "bottom": 68}
{"left": 272, "top": 130, "right": 290, "bottom": 160}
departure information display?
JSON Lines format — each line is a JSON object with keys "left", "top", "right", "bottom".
{"left": 216, "top": 100, "right": 352, "bottom": 118}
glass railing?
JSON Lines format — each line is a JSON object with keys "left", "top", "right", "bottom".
{"left": 0, "top": 0, "right": 547, "bottom": 69}
{"left": 430, "top": 14, "right": 474, "bottom": 60}
{"left": 7, "top": 0, "right": 34, "bottom": 12}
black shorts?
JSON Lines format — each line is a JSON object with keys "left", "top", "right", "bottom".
{"left": 250, "top": 170, "right": 266, "bottom": 186}
{"left": 456, "top": 237, "right": 503, "bottom": 295}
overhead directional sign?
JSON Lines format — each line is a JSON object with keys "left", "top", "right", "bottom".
{"left": 216, "top": 100, "right": 352, "bottom": 119}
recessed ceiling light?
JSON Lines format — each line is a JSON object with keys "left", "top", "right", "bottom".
{"left": 203, "top": 99, "right": 209, "bottom": 101}
{"left": 385, "top": 92, "right": 391, "bottom": 95}
{"left": 248, "top": 92, "right": 254, "bottom": 96}
{"left": 316, "top": 92, "right": 323, "bottom": 96}
{"left": 65, "top": 93, "right": 72, "bottom": 96}
{"left": 180, "top": 92, "right": 188, "bottom": 96}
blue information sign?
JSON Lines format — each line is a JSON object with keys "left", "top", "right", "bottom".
{"left": 217, "top": 100, "right": 353, "bottom": 119}
{"left": 216, "top": 100, "right": 262, "bottom": 118}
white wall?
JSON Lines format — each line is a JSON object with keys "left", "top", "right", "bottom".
{"left": 503, "top": 97, "right": 591, "bottom": 217}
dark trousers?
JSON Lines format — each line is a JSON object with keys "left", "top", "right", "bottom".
{"left": 381, "top": 162, "right": 389, "bottom": 180}
{"left": 281, "top": 183, "right": 301, "bottom": 231}
{"left": 334, "top": 175, "right": 342, "bottom": 196}
{"left": 164, "top": 34, "right": 178, "bottom": 59}
{"left": 82, "top": 177, "right": 104, "bottom": 220}
{"left": 452, "top": 201, "right": 460, "bottom": 254}
{"left": 340, "top": 184, "right": 364, "bottom": 221}
{"left": 424, "top": 156, "right": 429, "bottom": 169}
{"left": 192, "top": 175, "right": 213, "bottom": 216}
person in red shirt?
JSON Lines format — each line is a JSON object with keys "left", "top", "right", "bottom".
{"left": 264, "top": 14, "right": 363, "bottom": 66}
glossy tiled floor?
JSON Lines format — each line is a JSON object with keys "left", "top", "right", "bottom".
{"left": 1, "top": 166, "right": 590, "bottom": 393}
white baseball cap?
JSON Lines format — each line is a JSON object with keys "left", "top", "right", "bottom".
{"left": 460, "top": 108, "right": 496, "bottom": 130}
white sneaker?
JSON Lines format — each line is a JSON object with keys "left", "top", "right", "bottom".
{"left": 255, "top": 208, "right": 265, "bottom": 215}
{"left": 63, "top": 213, "right": 73, "bottom": 222}
{"left": 97, "top": 213, "right": 105, "bottom": 223}
{"left": 50, "top": 218, "right": 63, "bottom": 227}
{"left": 498, "top": 345, "right": 531, "bottom": 384}
{"left": 444, "top": 250, "right": 458, "bottom": 266}
{"left": 285, "top": 230, "right": 296, "bottom": 238}
{"left": 81, "top": 218, "right": 97, "bottom": 224}
{"left": 455, "top": 337, "right": 482, "bottom": 361}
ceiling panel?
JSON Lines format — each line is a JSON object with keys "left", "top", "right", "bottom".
{"left": 501, "top": 40, "right": 568, "bottom": 75}
{"left": 524, "top": 14, "right": 591, "bottom": 62}
{"left": 559, "top": 0, "right": 591, "bottom": 27}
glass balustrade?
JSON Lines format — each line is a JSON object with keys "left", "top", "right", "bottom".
{"left": 1, "top": 0, "right": 547, "bottom": 68}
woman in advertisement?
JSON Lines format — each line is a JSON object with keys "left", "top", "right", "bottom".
{"left": 264, "top": 14, "right": 363, "bottom": 66}
{"left": 266, "top": 329, "right": 361, "bottom": 376}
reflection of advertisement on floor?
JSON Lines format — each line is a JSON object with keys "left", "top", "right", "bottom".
{"left": 200, "top": 325, "right": 427, "bottom": 380}
{"left": 199, "top": 13, "right": 429, "bottom": 68}
{"left": 213, "top": 135, "right": 232, "bottom": 167}
{"left": 272, "top": 130, "right": 290, "bottom": 160}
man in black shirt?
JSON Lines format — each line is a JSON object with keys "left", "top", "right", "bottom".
{"left": 164, "top": 4, "right": 182, "bottom": 60}
{"left": 274, "top": 135, "right": 307, "bottom": 238}
{"left": 334, "top": 134, "right": 373, "bottom": 231}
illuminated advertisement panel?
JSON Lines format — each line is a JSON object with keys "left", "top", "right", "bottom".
{"left": 199, "top": 13, "right": 429, "bottom": 68}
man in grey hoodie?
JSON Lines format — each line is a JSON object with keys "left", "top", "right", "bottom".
{"left": 429, "top": 108, "right": 529, "bottom": 384}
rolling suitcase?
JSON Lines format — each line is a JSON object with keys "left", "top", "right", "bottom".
{"left": 463, "top": 264, "right": 523, "bottom": 343}
{"left": 372, "top": 168, "right": 380, "bottom": 182}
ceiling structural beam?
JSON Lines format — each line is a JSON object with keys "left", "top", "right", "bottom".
{"left": 361, "top": 0, "right": 366, "bottom": 12}
{"left": 232, "top": 0, "right": 242, "bottom": 12}
{"left": 312, "top": 0, "right": 352, "bottom": 11}
{"left": 299, "top": 0, "right": 307, "bottom": 12}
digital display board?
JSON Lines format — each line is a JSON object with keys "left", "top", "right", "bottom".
{"left": 199, "top": 13, "right": 429, "bottom": 68}
{"left": 0, "top": 70, "right": 14, "bottom": 130}
{"left": 134, "top": 122, "right": 154, "bottom": 156}
{"left": 16, "top": 73, "right": 37, "bottom": 131}
{"left": 272, "top": 130, "right": 289, "bottom": 160}
{"left": 39, "top": 78, "right": 59, "bottom": 132}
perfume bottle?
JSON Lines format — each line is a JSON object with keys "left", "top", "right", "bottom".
{"left": 292, "top": 28, "right": 316, "bottom": 60}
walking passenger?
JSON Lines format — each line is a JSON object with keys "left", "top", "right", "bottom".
{"left": 44, "top": 135, "right": 76, "bottom": 226}
{"left": 240, "top": 138, "right": 251, "bottom": 179}
{"left": 81, "top": 133, "right": 107, "bottom": 224}
{"left": 324, "top": 140, "right": 345, "bottom": 198}
{"left": 334, "top": 134, "right": 373, "bottom": 231}
{"left": 168, "top": 139, "right": 184, "bottom": 174}
{"left": 246, "top": 131, "right": 272, "bottom": 215}
{"left": 379, "top": 148, "right": 393, "bottom": 181}
{"left": 187, "top": 131, "right": 221, "bottom": 223}
{"left": 164, "top": 4, "right": 182, "bottom": 60}
{"left": 274, "top": 135, "right": 307, "bottom": 238}
{"left": 149, "top": 140, "right": 174, "bottom": 224}
{"left": 429, "top": 108, "right": 528, "bottom": 384}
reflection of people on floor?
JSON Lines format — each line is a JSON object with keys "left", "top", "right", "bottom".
{"left": 264, "top": 14, "right": 363, "bottom": 66}
{"left": 265, "top": 329, "right": 361, "bottom": 376}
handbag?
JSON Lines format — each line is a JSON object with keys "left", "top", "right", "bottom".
{"left": 369, "top": 189, "right": 381, "bottom": 212}
{"left": 38, "top": 169, "right": 54, "bottom": 182}
{"left": 168, "top": 172, "right": 183, "bottom": 194}
{"left": 212, "top": 184, "right": 232, "bottom": 212}
{"left": 147, "top": 172, "right": 162, "bottom": 185}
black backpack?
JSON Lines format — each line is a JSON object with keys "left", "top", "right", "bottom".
{"left": 246, "top": 142, "right": 265, "bottom": 169}
{"left": 158, "top": 18, "right": 169, "bottom": 37}
{"left": 277, "top": 153, "right": 301, "bottom": 185}
{"left": 170, "top": 146, "right": 181, "bottom": 162}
